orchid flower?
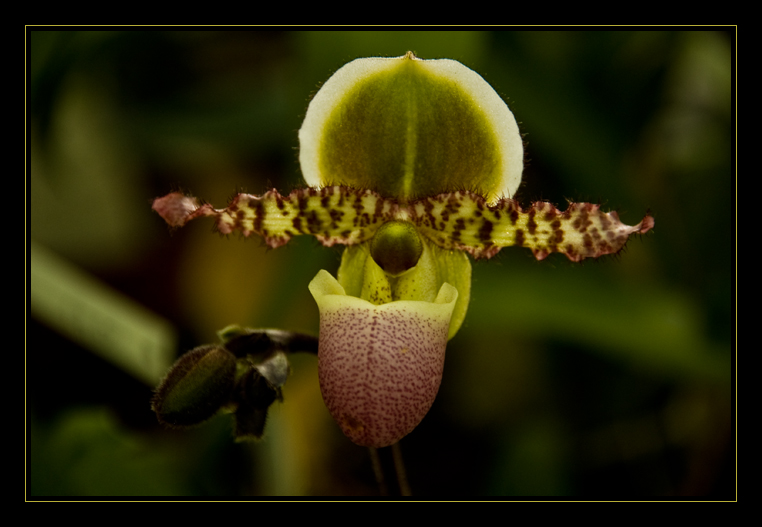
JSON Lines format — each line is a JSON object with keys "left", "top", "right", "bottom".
{"left": 152, "top": 52, "right": 654, "bottom": 448}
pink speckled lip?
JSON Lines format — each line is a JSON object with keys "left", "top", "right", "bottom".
{"left": 309, "top": 270, "right": 458, "bottom": 447}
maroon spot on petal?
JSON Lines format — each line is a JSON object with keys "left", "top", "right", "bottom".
{"left": 253, "top": 200, "right": 265, "bottom": 234}
{"left": 527, "top": 214, "right": 538, "bottom": 236}
{"left": 509, "top": 209, "right": 519, "bottom": 225}
{"left": 374, "top": 196, "right": 384, "bottom": 218}
{"left": 599, "top": 212, "right": 611, "bottom": 231}
{"left": 329, "top": 208, "right": 344, "bottom": 227}
{"left": 566, "top": 244, "right": 579, "bottom": 261}
{"left": 515, "top": 229, "right": 525, "bottom": 247}
{"left": 306, "top": 209, "right": 320, "bottom": 233}
{"left": 583, "top": 233, "right": 593, "bottom": 251}
{"left": 478, "top": 220, "right": 494, "bottom": 242}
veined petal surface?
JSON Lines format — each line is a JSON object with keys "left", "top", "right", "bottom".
{"left": 299, "top": 52, "right": 523, "bottom": 204}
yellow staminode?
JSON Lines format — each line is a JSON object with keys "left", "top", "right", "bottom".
{"left": 299, "top": 51, "right": 524, "bottom": 205}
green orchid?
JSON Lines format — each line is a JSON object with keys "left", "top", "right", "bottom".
{"left": 152, "top": 52, "right": 654, "bottom": 448}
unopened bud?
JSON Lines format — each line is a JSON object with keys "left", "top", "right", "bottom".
{"left": 152, "top": 345, "right": 236, "bottom": 428}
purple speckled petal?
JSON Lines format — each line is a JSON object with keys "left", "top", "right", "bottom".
{"left": 309, "top": 270, "right": 458, "bottom": 448}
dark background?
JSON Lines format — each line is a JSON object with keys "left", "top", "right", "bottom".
{"left": 29, "top": 29, "right": 734, "bottom": 498}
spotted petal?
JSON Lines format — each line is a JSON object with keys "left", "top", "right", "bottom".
{"left": 153, "top": 186, "right": 653, "bottom": 262}
{"left": 309, "top": 269, "right": 458, "bottom": 448}
{"left": 411, "top": 192, "right": 655, "bottom": 261}
{"left": 152, "top": 186, "right": 396, "bottom": 248}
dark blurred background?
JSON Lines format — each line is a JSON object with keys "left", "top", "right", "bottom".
{"left": 28, "top": 29, "right": 734, "bottom": 498}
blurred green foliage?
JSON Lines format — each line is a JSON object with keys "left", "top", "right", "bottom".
{"left": 29, "top": 29, "right": 733, "bottom": 498}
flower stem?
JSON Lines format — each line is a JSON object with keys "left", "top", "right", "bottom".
{"left": 218, "top": 327, "right": 318, "bottom": 359}
{"left": 369, "top": 443, "right": 411, "bottom": 496}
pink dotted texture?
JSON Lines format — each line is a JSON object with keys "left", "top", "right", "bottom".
{"left": 317, "top": 301, "right": 450, "bottom": 447}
